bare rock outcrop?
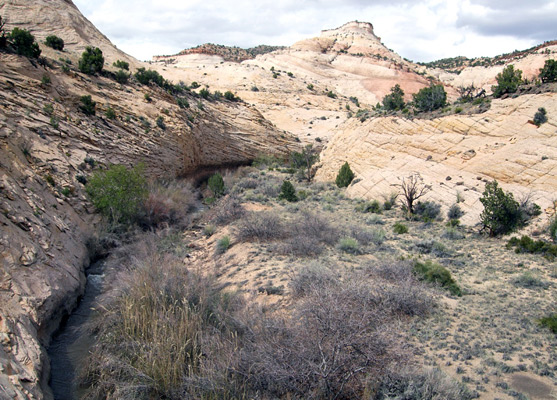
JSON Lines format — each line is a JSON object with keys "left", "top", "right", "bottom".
{"left": 316, "top": 92, "right": 557, "bottom": 226}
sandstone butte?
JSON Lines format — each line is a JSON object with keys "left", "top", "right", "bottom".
{"left": 0, "top": 0, "right": 556, "bottom": 398}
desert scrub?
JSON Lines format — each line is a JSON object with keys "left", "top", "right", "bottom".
{"left": 81, "top": 241, "right": 244, "bottom": 399}
{"left": 538, "top": 314, "right": 557, "bottom": 334}
{"left": 393, "top": 222, "right": 408, "bottom": 234}
{"left": 236, "top": 211, "right": 285, "bottom": 242}
{"left": 337, "top": 237, "right": 360, "bottom": 254}
{"left": 356, "top": 199, "right": 382, "bottom": 214}
{"left": 413, "top": 260, "right": 462, "bottom": 296}
{"left": 413, "top": 200, "right": 441, "bottom": 222}
{"left": 278, "top": 180, "right": 297, "bottom": 202}
{"left": 507, "top": 235, "right": 557, "bottom": 260}
{"left": 216, "top": 235, "right": 231, "bottom": 254}
{"left": 512, "top": 271, "right": 549, "bottom": 289}
{"left": 335, "top": 162, "right": 354, "bottom": 188}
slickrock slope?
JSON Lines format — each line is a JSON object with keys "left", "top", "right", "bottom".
{"left": 0, "top": 3, "right": 298, "bottom": 398}
{"left": 153, "top": 22, "right": 432, "bottom": 143}
{"left": 316, "top": 91, "right": 557, "bottom": 227}
{"left": 0, "top": 0, "right": 137, "bottom": 67}
{"left": 429, "top": 43, "right": 557, "bottom": 93}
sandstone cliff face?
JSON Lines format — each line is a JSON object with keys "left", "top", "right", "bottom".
{"left": 0, "top": 3, "right": 298, "bottom": 397}
{"left": 316, "top": 91, "right": 557, "bottom": 227}
{"left": 152, "top": 21, "right": 432, "bottom": 144}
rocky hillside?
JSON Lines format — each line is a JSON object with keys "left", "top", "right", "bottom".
{"left": 152, "top": 21, "right": 433, "bottom": 143}
{"left": 154, "top": 43, "right": 285, "bottom": 63}
{"left": 315, "top": 89, "right": 557, "bottom": 227}
{"left": 0, "top": 2, "right": 298, "bottom": 398}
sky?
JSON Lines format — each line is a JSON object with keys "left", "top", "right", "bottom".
{"left": 73, "top": 0, "right": 557, "bottom": 63}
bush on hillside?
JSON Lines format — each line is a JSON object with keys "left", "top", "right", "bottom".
{"left": 78, "top": 46, "right": 104, "bottom": 75}
{"left": 539, "top": 59, "right": 557, "bottom": 83}
{"left": 113, "top": 59, "right": 129, "bottom": 70}
{"left": 45, "top": 35, "right": 64, "bottom": 51}
{"left": 413, "top": 260, "right": 461, "bottom": 296}
{"left": 492, "top": 65, "right": 522, "bottom": 98}
{"left": 9, "top": 28, "right": 41, "bottom": 58}
{"left": 533, "top": 107, "right": 547, "bottom": 126}
{"left": 86, "top": 164, "right": 148, "bottom": 225}
{"left": 412, "top": 85, "right": 446, "bottom": 112}
{"left": 79, "top": 95, "right": 96, "bottom": 115}
{"left": 382, "top": 84, "right": 405, "bottom": 111}
{"left": 135, "top": 67, "right": 165, "bottom": 87}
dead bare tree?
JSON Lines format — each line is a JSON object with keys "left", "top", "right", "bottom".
{"left": 398, "top": 173, "right": 431, "bottom": 215}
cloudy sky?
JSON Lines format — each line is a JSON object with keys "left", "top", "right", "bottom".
{"left": 73, "top": 0, "right": 557, "bottom": 62}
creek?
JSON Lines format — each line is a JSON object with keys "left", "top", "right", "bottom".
{"left": 48, "top": 261, "right": 105, "bottom": 400}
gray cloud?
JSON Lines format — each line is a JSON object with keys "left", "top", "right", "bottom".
{"left": 73, "top": 0, "right": 555, "bottom": 62}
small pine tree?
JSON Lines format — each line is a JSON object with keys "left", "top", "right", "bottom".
{"left": 335, "top": 162, "right": 355, "bottom": 188}
{"left": 382, "top": 84, "right": 405, "bottom": 111}
{"left": 539, "top": 59, "right": 557, "bottom": 83}
{"left": 492, "top": 65, "right": 522, "bottom": 98}
{"left": 9, "top": 28, "right": 41, "bottom": 58}
{"left": 78, "top": 46, "right": 104, "bottom": 75}
{"left": 479, "top": 180, "right": 522, "bottom": 236}
{"left": 208, "top": 173, "right": 225, "bottom": 198}
{"left": 412, "top": 85, "right": 446, "bottom": 112}
{"left": 279, "top": 180, "right": 298, "bottom": 202}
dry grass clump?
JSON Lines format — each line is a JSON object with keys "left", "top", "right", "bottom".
{"left": 375, "top": 367, "right": 476, "bottom": 399}
{"left": 139, "top": 181, "right": 196, "bottom": 229}
{"left": 209, "top": 194, "right": 245, "bottom": 225}
{"left": 238, "top": 277, "right": 410, "bottom": 399}
{"left": 81, "top": 239, "right": 245, "bottom": 400}
{"left": 236, "top": 211, "right": 286, "bottom": 241}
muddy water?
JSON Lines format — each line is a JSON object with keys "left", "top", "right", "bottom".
{"left": 48, "top": 261, "right": 104, "bottom": 400}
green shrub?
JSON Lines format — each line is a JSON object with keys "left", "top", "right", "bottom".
{"left": 413, "top": 260, "right": 461, "bottom": 296}
{"left": 114, "top": 70, "right": 129, "bottom": 84}
{"left": 448, "top": 203, "right": 464, "bottom": 220}
{"left": 0, "top": 16, "right": 7, "bottom": 49}
{"left": 393, "top": 222, "right": 408, "bottom": 234}
{"left": 278, "top": 180, "right": 298, "bottom": 202}
{"left": 216, "top": 235, "right": 231, "bottom": 254}
{"left": 9, "top": 28, "right": 41, "bottom": 58}
{"left": 79, "top": 95, "right": 96, "bottom": 116}
{"left": 41, "top": 74, "right": 51, "bottom": 85}
{"left": 412, "top": 84, "right": 446, "bottom": 112}
{"left": 413, "top": 200, "right": 441, "bottom": 222}
{"left": 135, "top": 67, "right": 165, "bottom": 87}
{"left": 177, "top": 97, "right": 189, "bottom": 109}
{"left": 356, "top": 200, "right": 382, "bottom": 214}
{"left": 492, "top": 65, "right": 522, "bottom": 98}
{"left": 307, "top": 83, "right": 314, "bottom": 90}
{"left": 204, "top": 224, "right": 216, "bottom": 237}
{"left": 224, "top": 90, "right": 238, "bottom": 101}
{"left": 208, "top": 173, "right": 225, "bottom": 198}
{"left": 539, "top": 59, "right": 557, "bottom": 83}
{"left": 45, "top": 35, "right": 64, "bottom": 51}
{"left": 86, "top": 164, "right": 148, "bottom": 224}
{"left": 199, "top": 88, "right": 210, "bottom": 99}
{"left": 156, "top": 116, "right": 166, "bottom": 130}
{"left": 507, "top": 235, "right": 557, "bottom": 260}
{"left": 539, "top": 314, "right": 557, "bottom": 334}
{"left": 338, "top": 237, "right": 360, "bottom": 254}
{"left": 78, "top": 46, "right": 104, "bottom": 75}
{"left": 533, "top": 107, "right": 547, "bottom": 126}
{"left": 43, "top": 103, "right": 54, "bottom": 115}
{"left": 326, "top": 91, "right": 337, "bottom": 98}
{"left": 335, "top": 162, "right": 355, "bottom": 188}
{"left": 550, "top": 217, "right": 557, "bottom": 242}
{"left": 112, "top": 60, "right": 129, "bottom": 70}
{"left": 479, "top": 180, "right": 522, "bottom": 236}
{"left": 382, "top": 84, "right": 405, "bottom": 111}
{"left": 104, "top": 106, "right": 116, "bottom": 119}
